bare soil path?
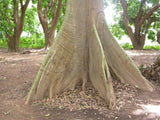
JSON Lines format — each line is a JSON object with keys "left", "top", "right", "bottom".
{"left": 0, "top": 49, "right": 160, "bottom": 120}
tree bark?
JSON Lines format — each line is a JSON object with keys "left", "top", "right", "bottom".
{"left": 157, "top": 31, "right": 160, "bottom": 44}
{"left": 26, "top": 0, "right": 153, "bottom": 108}
{"left": 7, "top": 0, "right": 30, "bottom": 52}
{"left": 7, "top": 36, "right": 16, "bottom": 52}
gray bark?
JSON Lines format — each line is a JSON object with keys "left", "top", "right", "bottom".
{"left": 26, "top": 0, "right": 153, "bottom": 108}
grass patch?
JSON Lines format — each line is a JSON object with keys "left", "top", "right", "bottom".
{"left": 120, "top": 43, "right": 133, "bottom": 49}
{"left": 19, "top": 37, "right": 45, "bottom": 48}
{"left": 144, "top": 45, "right": 160, "bottom": 50}
{"left": 0, "top": 40, "right": 7, "bottom": 48}
{"left": 121, "top": 43, "right": 160, "bottom": 50}
{"left": 0, "top": 37, "right": 45, "bottom": 49}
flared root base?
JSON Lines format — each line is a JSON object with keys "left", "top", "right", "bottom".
{"left": 26, "top": 0, "right": 153, "bottom": 108}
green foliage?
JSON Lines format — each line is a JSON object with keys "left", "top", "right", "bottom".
{"left": 55, "top": 0, "right": 67, "bottom": 31}
{"left": 120, "top": 42, "right": 160, "bottom": 50}
{"left": 31, "top": 0, "right": 67, "bottom": 32}
{"left": 109, "top": 24, "right": 126, "bottom": 40}
{"left": 139, "top": 64, "right": 144, "bottom": 71}
{"left": 0, "top": 0, "right": 67, "bottom": 49}
{"left": 147, "top": 30, "right": 156, "bottom": 42}
{"left": 19, "top": 35, "right": 45, "bottom": 48}
{"left": 0, "top": 0, "right": 40, "bottom": 49}
{"left": 109, "top": 0, "right": 160, "bottom": 42}
{"left": 0, "top": 36, "right": 45, "bottom": 49}
{"left": 23, "top": 5, "right": 40, "bottom": 35}
{"left": 0, "top": 39, "right": 7, "bottom": 48}
{"left": 120, "top": 43, "right": 133, "bottom": 49}
{"left": 144, "top": 45, "right": 160, "bottom": 50}
{"left": 0, "top": 0, "right": 14, "bottom": 40}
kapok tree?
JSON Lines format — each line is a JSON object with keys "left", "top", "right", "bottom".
{"left": 26, "top": 0, "right": 153, "bottom": 108}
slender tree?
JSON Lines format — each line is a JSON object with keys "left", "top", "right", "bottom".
{"left": 37, "top": 0, "right": 63, "bottom": 49}
{"left": 0, "top": 0, "right": 30, "bottom": 52}
{"left": 157, "top": 30, "right": 160, "bottom": 44}
{"left": 110, "top": 0, "right": 160, "bottom": 49}
{"left": 120, "top": 0, "right": 160, "bottom": 49}
{"left": 26, "top": 0, "right": 153, "bottom": 108}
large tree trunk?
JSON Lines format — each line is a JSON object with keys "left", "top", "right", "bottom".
{"left": 26, "top": 0, "right": 153, "bottom": 108}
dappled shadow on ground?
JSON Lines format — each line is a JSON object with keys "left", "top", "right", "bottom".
{"left": 132, "top": 92, "right": 160, "bottom": 120}
{"left": 133, "top": 104, "right": 160, "bottom": 119}
{"left": 0, "top": 49, "right": 160, "bottom": 120}
{"left": 116, "top": 87, "right": 160, "bottom": 120}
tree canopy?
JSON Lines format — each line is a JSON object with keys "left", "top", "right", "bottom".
{"left": 0, "top": 0, "right": 159, "bottom": 51}
{"left": 0, "top": 0, "right": 66, "bottom": 51}
{"left": 109, "top": 0, "right": 160, "bottom": 49}
{"left": 0, "top": 0, "right": 15, "bottom": 40}
{"left": 0, "top": 0, "right": 30, "bottom": 51}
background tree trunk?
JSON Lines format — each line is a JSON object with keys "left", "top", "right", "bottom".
{"left": 26, "top": 0, "right": 153, "bottom": 108}
{"left": 120, "top": 0, "right": 160, "bottom": 50}
{"left": 157, "top": 31, "right": 160, "bottom": 44}
{"left": 7, "top": 0, "right": 30, "bottom": 52}
{"left": 7, "top": 37, "right": 16, "bottom": 52}
{"left": 132, "top": 33, "right": 145, "bottom": 50}
{"left": 38, "top": 0, "right": 62, "bottom": 49}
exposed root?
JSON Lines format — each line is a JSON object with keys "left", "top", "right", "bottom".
{"left": 89, "top": 24, "right": 116, "bottom": 108}
{"left": 82, "top": 76, "right": 87, "bottom": 91}
{"left": 33, "top": 80, "right": 140, "bottom": 118}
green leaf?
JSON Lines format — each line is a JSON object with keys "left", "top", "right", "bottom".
{"left": 108, "top": 0, "right": 160, "bottom": 46}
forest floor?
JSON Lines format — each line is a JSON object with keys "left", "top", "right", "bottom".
{"left": 0, "top": 48, "right": 160, "bottom": 120}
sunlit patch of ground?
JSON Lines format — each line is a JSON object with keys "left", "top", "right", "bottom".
{"left": 141, "top": 104, "right": 160, "bottom": 116}
{"left": 133, "top": 103, "right": 160, "bottom": 120}
{"left": 126, "top": 50, "right": 160, "bottom": 56}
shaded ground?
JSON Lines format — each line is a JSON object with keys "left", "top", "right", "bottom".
{"left": 0, "top": 49, "right": 160, "bottom": 120}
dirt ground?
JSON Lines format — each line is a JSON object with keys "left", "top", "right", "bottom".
{"left": 0, "top": 49, "right": 160, "bottom": 120}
